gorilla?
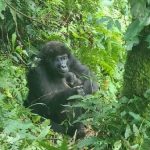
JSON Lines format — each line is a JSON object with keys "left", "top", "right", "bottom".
{"left": 24, "top": 41, "right": 98, "bottom": 138}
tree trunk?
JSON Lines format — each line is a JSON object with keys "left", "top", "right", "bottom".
{"left": 123, "top": 28, "right": 150, "bottom": 98}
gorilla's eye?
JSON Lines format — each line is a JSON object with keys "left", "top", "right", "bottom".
{"left": 62, "top": 55, "right": 68, "bottom": 60}
{"left": 57, "top": 54, "right": 68, "bottom": 61}
{"left": 56, "top": 57, "right": 60, "bottom": 61}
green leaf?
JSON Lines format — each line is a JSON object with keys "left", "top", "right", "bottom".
{"left": 22, "top": 50, "right": 29, "bottom": 57}
{"left": 10, "top": 8, "right": 17, "bottom": 27}
{"left": 0, "top": 0, "right": 6, "bottom": 19}
{"left": 97, "top": 16, "right": 111, "bottom": 24}
{"left": 125, "top": 125, "right": 132, "bottom": 139}
{"left": 126, "top": 37, "right": 139, "bottom": 51}
{"left": 130, "top": 144, "right": 139, "bottom": 149}
{"left": 133, "top": 124, "right": 139, "bottom": 137}
{"left": 12, "top": 32, "right": 17, "bottom": 51}
{"left": 4, "top": 119, "right": 34, "bottom": 134}
{"left": 59, "top": 140, "right": 68, "bottom": 150}
{"left": 113, "top": 140, "right": 122, "bottom": 150}
{"left": 67, "top": 95, "right": 84, "bottom": 100}
{"left": 39, "top": 141, "right": 59, "bottom": 150}
{"left": 129, "top": 112, "right": 142, "bottom": 121}
{"left": 115, "top": 20, "right": 121, "bottom": 31}
{"left": 141, "top": 139, "right": 150, "bottom": 150}
{"left": 148, "top": 0, "right": 150, "bottom": 4}
{"left": 77, "top": 137, "right": 98, "bottom": 148}
{"left": 38, "top": 126, "right": 50, "bottom": 139}
{"left": 72, "top": 32, "right": 80, "bottom": 38}
{"left": 107, "top": 19, "right": 114, "bottom": 29}
{"left": 102, "top": 0, "right": 113, "bottom": 6}
{"left": 144, "top": 89, "right": 150, "bottom": 99}
{"left": 125, "top": 19, "right": 143, "bottom": 41}
{"left": 10, "top": 55, "right": 19, "bottom": 63}
{"left": 145, "top": 35, "right": 150, "bottom": 43}
{"left": 129, "top": 0, "right": 146, "bottom": 19}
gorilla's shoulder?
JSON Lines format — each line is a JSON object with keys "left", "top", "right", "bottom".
{"left": 27, "top": 66, "right": 44, "bottom": 79}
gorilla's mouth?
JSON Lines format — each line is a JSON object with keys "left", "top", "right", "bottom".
{"left": 57, "top": 70, "right": 67, "bottom": 76}
{"left": 59, "top": 67, "right": 69, "bottom": 74}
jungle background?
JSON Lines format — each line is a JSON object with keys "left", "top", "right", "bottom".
{"left": 1, "top": 0, "right": 150, "bottom": 149}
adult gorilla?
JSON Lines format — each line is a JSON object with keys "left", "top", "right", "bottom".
{"left": 24, "top": 41, "right": 98, "bottom": 138}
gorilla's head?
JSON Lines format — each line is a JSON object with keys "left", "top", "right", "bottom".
{"left": 39, "top": 41, "right": 71, "bottom": 76}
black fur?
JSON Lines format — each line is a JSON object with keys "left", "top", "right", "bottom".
{"left": 24, "top": 41, "right": 98, "bottom": 138}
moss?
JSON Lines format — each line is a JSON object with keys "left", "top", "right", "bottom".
{"left": 123, "top": 41, "right": 150, "bottom": 98}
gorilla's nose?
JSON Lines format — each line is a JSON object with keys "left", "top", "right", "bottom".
{"left": 61, "top": 65, "right": 68, "bottom": 72}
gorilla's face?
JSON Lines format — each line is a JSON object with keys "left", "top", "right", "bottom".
{"left": 52, "top": 54, "right": 69, "bottom": 75}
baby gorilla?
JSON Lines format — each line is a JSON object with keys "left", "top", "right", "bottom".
{"left": 65, "top": 72, "right": 82, "bottom": 86}
{"left": 24, "top": 41, "right": 99, "bottom": 138}
{"left": 64, "top": 72, "right": 85, "bottom": 95}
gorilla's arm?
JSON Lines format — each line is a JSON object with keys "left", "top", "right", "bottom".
{"left": 27, "top": 66, "right": 79, "bottom": 108}
{"left": 40, "top": 88, "right": 78, "bottom": 108}
{"left": 70, "top": 55, "right": 99, "bottom": 94}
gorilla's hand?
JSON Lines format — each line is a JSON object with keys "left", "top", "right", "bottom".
{"left": 65, "top": 72, "right": 82, "bottom": 87}
{"left": 73, "top": 85, "right": 85, "bottom": 96}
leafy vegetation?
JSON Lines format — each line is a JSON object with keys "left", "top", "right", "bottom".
{"left": 1, "top": 0, "right": 150, "bottom": 149}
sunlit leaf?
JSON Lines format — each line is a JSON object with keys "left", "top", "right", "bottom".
{"left": 133, "top": 124, "right": 139, "bottom": 137}
{"left": 77, "top": 137, "right": 98, "bottom": 148}
{"left": 0, "top": 0, "right": 6, "bottom": 19}
{"left": 11, "top": 32, "right": 17, "bottom": 51}
{"left": 113, "top": 140, "right": 122, "bottom": 150}
{"left": 125, "top": 125, "right": 132, "bottom": 139}
{"left": 129, "top": 112, "right": 142, "bottom": 121}
{"left": 67, "top": 95, "right": 84, "bottom": 100}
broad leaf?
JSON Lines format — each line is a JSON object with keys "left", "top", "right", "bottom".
{"left": 125, "top": 19, "right": 143, "bottom": 41}
{"left": 125, "top": 125, "right": 132, "bottom": 139}
{"left": 0, "top": 0, "right": 6, "bottom": 19}
{"left": 113, "top": 140, "right": 122, "bottom": 150}
{"left": 77, "top": 137, "right": 98, "bottom": 148}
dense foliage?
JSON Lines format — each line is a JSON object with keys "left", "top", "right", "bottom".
{"left": 1, "top": 0, "right": 150, "bottom": 149}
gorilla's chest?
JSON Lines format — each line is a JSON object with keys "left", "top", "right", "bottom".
{"left": 48, "top": 78, "right": 70, "bottom": 92}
